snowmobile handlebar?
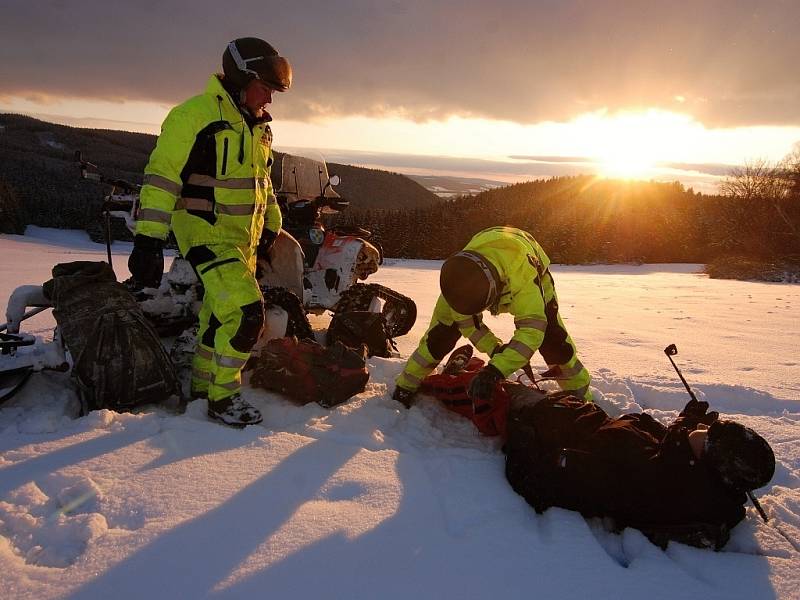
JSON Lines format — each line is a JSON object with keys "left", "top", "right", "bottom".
{"left": 279, "top": 194, "right": 349, "bottom": 223}
{"left": 318, "top": 196, "right": 349, "bottom": 212}
{"left": 75, "top": 150, "right": 140, "bottom": 194}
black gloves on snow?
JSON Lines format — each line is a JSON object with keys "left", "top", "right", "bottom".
{"left": 678, "top": 398, "right": 719, "bottom": 428}
{"left": 392, "top": 386, "right": 416, "bottom": 409}
{"left": 468, "top": 364, "right": 504, "bottom": 402}
{"left": 257, "top": 229, "right": 278, "bottom": 262}
{"left": 128, "top": 234, "right": 164, "bottom": 289}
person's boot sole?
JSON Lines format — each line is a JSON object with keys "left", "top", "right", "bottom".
{"left": 206, "top": 409, "right": 262, "bottom": 428}
{"left": 443, "top": 345, "right": 474, "bottom": 375}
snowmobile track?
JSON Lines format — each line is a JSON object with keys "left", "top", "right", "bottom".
{"left": 334, "top": 283, "right": 417, "bottom": 337}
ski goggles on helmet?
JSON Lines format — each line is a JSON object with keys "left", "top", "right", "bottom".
{"left": 227, "top": 41, "right": 292, "bottom": 91}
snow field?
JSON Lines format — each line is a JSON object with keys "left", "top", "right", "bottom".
{"left": 0, "top": 230, "right": 799, "bottom": 599}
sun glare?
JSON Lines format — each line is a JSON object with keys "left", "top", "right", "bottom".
{"left": 598, "top": 151, "right": 656, "bottom": 179}
{"left": 574, "top": 110, "right": 696, "bottom": 179}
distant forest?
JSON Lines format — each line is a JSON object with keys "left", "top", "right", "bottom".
{"left": 2, "top": 113, "right": 799, "bottom": 265}
{"left": 334, "top": 174, "right": 800, "bottom": 264}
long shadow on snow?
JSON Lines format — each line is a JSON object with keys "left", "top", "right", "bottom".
{"left": 209, "top": 454, "right": 780, "bottom": 600}
{"left": 59, "top": 431, "right": 782, "bottom": 600}
{"left": 132, "top": 418, "right": 269, "bottom": 473}
{"left": 65, "top": 433, "right": 360, "bottom": 600}
{"left": 0, "top": 429, "right": 154, "bottom": 499}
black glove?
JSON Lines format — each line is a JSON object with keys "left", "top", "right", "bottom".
{"left": 257, "top": 229, "right": 278, "bottom": 261}
{"left": 468, "top": 364, "right": 504, "bottom": 403}
{"left": 128, "top": 234, "right": 164, "bottom": 289}
{"left": 490, "top": 343, "right": 508, "bottom": 357}
{"left": 678, "top": 398, "right": 719, "bottom": 427}
{"left": 392, "top": 386, "right": 416, "bottom": 409}
{"left": 680, "top": 399, "right": 708, "bottom": 418}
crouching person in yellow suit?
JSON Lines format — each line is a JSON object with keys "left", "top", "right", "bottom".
{"left": 394, "top": 226, "right": 592, "bottom": 408}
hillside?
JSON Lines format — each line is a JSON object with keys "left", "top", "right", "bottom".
{"left": 0, "top": 114, "right": 439, "bottom": 232}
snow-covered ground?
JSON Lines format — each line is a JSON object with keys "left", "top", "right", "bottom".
{"left": 1, "top": 228, "right": 798, "bottom": 600}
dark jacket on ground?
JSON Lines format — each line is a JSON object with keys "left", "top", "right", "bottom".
{"left": 504, "top": 394, "right": 747, "bottom": 549}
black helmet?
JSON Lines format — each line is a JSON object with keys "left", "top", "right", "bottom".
{"left": 222, "top": 37, "right": 292, "bottom": 91}
{"left": 705, "top": 420, "right": 775, "bottom": 491}
{"left": 440, "top": 251, "right": 500, "bottom": 315}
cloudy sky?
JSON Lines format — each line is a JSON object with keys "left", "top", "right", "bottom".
{"left": 2, "top": 0, "right": 799, "bottom": 190}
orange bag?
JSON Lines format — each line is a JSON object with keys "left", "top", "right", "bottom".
{"left": 420, "top": 357, "right": 510, "bottom": 437}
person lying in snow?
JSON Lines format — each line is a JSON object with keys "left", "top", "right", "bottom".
{"left": 503, "top": 383, "right": 776, "bottom": 550}
{"left": 418, "top": 354, "right": 775, "bottom": 550}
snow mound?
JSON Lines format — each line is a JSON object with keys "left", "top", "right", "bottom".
{"left": 0, "top": 478, "right": 108, "bottom": 568}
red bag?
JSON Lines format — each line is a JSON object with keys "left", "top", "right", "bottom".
{"left": 420, "top": 357, "right": 510, "bottom": 437}
{"left": 249, "top": 337, "right": 369, "bottom": 408}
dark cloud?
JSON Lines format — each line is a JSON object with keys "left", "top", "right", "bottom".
{"left": 1, "top": 0, "right": 798, "bottom": 127}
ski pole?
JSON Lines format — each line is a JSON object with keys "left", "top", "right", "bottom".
{"left": 664, "top": 343, "right": 771, "bottom": 523}
{"left": 663, "top": 344, "right": 698, "bottom": 402}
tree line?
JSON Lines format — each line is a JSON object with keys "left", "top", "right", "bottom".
{"left": 3, "top": 114, "right": 798, "bottom": 265}
{"left": 333, "top": 155, "right": 800, "bottom": 264}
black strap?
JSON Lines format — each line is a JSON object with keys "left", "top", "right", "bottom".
{"left": 200, "top": 257, "right": 240, "bottom": 275}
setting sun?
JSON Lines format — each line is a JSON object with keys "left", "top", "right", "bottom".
{"left": 597, "top": 151, "right": 657, "bottom": 179}
{"left": 574, "top": 109, "right": 697, "bottom": 179}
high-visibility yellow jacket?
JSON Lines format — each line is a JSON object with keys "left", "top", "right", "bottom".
{"left": 442, "top": 226, "right": 555, "bottom": 377}
{"left": 398, "top": 226, "right": 590, "bottom": 399}
{"left": 135, "top": 75, "right": 281, "bottom": 261}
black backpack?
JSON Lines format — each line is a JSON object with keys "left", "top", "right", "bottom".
{"left": 43, "top": 261, "right": 180, "bottom": 413}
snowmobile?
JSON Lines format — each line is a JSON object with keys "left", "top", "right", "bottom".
{"left": 1, "top": 261, "right": 181, "bottom": 412}
{"left": 126, "top": 153, "right": 416, "bottom": 340}
{"left": 1, "top": 298, "right": 67, "bottom": 402}
{"left": 262, "top": 154, "right": 417, "bottom": 338}
{"left": 0, "top": 153, "right": 417, "bottom": 403}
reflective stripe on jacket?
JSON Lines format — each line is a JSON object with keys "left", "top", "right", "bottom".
{"left": 135, "top": 75, "right": 281, "bottom": 259}
{"left": 452, "top": 226, "right": 555, "bottom": 377}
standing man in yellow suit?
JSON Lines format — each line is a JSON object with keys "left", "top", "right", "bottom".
{"left": 129, "top": 38, "right": 291, "bottom": 426}
{"left": 394, "top": 226, "right": 592, "bottom": 408}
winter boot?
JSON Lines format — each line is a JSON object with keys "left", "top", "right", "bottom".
{"left": 207, "top": 394, "right": 263, "bottom": 427}
{"left": 443, "top": 344, "right": 474, "bottom": 375}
